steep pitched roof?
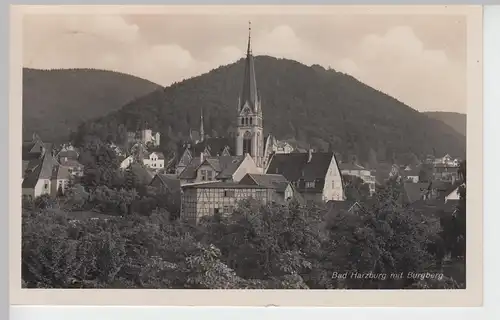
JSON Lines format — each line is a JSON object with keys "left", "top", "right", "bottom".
{"left": 152, "top": 173, "right": 181, "bottom": 192}
{"left": 178, "top": 155, "right": 244, "bottom": 180}
{"left": 238, "top": 27, "right": 258, "bottom": 111}
{"left": 216, "top": 156, "right": 245, "bottom": 179}
{"left": 51, "top": 165, "right": 70, "bottom": 180}
{"left": 242, "top": 173, "right": 290, "bottom": 193}
{"left": 22, "top": 153, "right": 57, "bottom": 189}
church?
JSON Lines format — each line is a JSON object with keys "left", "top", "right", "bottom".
{"left": 174, "top": 23, "right": 291, "bottom": 179}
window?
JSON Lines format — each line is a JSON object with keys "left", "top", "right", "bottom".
{"left": 44, "top": 181, "right": 49, "bottom": 189}
{"left": 241, "top": 118, "right": 244, "bottom": 125}
{"left": 201, "top": 170, "right": 207, "bottom": 181}
{"left": 207, "top": 170, "right": 213, "bottom": 181}
{"left": 250, "top": 117, "right": 253, "bottom": 125}
{"left": 224, "top": 190, "right": 235, "bottom": 197}
{"left": 306, "top": 181, "right": 315, "bottom": 188}
{"left": 332, "top": 181, "right": 335, "bottom": 188}
{"left": 160, "top": 163, "right": 163, "bottom": 167}
{"left": 224, "top": 205, "right": 234, "bottom": 214}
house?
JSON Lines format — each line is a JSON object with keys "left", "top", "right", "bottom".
{"left": 59, "top": 158, "right": 84, "bottom": 177}
{"left": 238, "top": 173, "right": 296, "bottom": 204}
{"left": 142, "top": 151, "right": 165, "bottom": 170}
{"left": 150, "top": 173, "right": 181, "bottom": 194}
{"left": 178, "top": 154, "right": 260, "bottom": 185}
{"left": 175, "top": 137, "right": 233, "bottom": 175}
{"left": 403, "top": 180, "right": 454, "bottom": 204}
{"left": 180, "top": 181, "right": 274, "bottom": 223}
{"left": 50, "top": 165, "right": 71, "bottom": 195}
{"left": 400, "top": 165, "right": 421, "bottom": 183}
{"left": 22, "top": 153, "right": 58, "bottom": 199}
{"left": 433, "top": 164, "right": 459, "bottom": 182}
{"left": 339, "top": 162, "right": 376, "bottom": 195}
{"left": 266, "top": 150, "right": 345, "bottom": 203}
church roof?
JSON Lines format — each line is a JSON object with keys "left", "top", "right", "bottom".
{"left": 239, "top": 23, "right": 259, "bottom": 112}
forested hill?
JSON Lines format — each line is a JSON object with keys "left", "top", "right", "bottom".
{"left": 22, "top": 68, "right": 162, "bottom": 143}
{"left": 73, "top": 56, "right": 466, "bottom": 165}
{"left": 424, "top": 111, "right": 466, "bottom": 137}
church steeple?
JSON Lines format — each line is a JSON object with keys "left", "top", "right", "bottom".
{"left": 239, "top": 21, "right": 259, "bottom": 112}
{"left": 235, "top": 22, "right": 264, "bottom": 172}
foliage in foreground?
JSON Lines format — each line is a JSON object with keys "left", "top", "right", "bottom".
{"left": 22, "top": 182, "right": 464, "bottom": 289}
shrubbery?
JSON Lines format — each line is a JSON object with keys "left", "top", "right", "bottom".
{"left": 22, "top": 180, "right": 465, "bottom": 289}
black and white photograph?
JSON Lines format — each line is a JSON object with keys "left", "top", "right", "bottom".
{"left": 11, "top": 4, "right": 483, "bottom": 306}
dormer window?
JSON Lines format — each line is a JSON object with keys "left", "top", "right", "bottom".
{"left": 306, "top": 181, "right": 315, "bottom": 188}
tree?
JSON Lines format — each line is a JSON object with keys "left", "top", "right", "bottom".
{"left": 342, "top": 174, "right": 371, "bottom": 201}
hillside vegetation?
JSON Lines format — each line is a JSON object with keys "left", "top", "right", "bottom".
{"left": 23, "top": 68, "right": 161, "bottom": 142}
{"left": 424, "top": 112, "right": 466, "bottom": 136}
{"left": 71, "top": 56, "right": 465, "bottom": 164}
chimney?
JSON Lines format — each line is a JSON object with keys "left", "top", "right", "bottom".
{"left": 307, "top": 148, "right": 313, "bottom": 163}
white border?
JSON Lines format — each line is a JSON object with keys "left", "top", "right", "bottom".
{"left": 8, "top": 3, "right": 499, "bottom": 319}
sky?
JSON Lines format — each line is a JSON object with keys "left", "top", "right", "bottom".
{"left": 23, "top": 13, "right": 467, "bottom": 113}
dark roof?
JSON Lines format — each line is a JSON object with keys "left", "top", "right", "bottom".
{"left": 22, "top": 141, "right": 44, "bottom": 161}
{"left": 22, "top": 153, "right": 57, "bottom": 189}
{"left": 51, "top": 165, "right": 70, "bottom": 180}
{"left": 403, "top": 182, "right": 432, "bottom": 203}
{"left": 430, "top": 180, "right": 452, "bottom": 191}
{"left": 192, "top": 137, "right": 234, "bottom": 156}
{"left": 266, "top": 152, "right": 335, "bottom": 182}
{"left": 182, "top": 181, "right": 270, "bottom": 190}
{"left": 239, "top": 35, "right": 258, "bottom": 111}
{"left": 179, "top": 155, "right": 244, "bottom": 180}
{"left": 242, "top": 173, "right": 290, "bottom": 192}
{"left": 216, "top": 156, "right": 245, "bottom": 179}
{"left": 410, "top": 199, "right": 459, "bottom": 218}
{"left": 152, "top": 173, "right": 181, "bottom": 191}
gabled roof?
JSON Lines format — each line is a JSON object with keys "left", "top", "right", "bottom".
{"left": 266, "top": 152, "right": 335, "bottom": 182}
{"left": 242, "top": 173, "right": 290, "bottom": 193}
{"left": 178, "top": 155, "right": 245, "bottom": 180}
{"left": 191, "top": 137, "right": 235, "bottom": 157}
{"left": 22, "top": 153, "right": 57, "bottom": 189}
{"left": 152, "top": 173, "right": 181, "bottom": 191}
{"left": 216, "top": 156, "right": 245, "bottom": 179}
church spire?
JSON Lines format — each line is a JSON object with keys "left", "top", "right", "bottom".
{"left": 247, "top": 21, "right": 252, "bottom": 55}
{"left": 239, "top": 21, "right": 259, "bottom": 112}
{"left": 200, "top": 106, "right": 205, "bottom": 142}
